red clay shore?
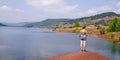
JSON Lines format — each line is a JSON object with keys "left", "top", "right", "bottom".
{"left": 45, "top": 51, "right": 111, "bottom": 60}
{"left": 55, "top": 27, "right": 120, "bottom": 41}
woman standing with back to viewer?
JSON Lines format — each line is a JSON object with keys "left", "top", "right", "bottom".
{"left": 79, "top": 26, "right": 88, "bottom": 51}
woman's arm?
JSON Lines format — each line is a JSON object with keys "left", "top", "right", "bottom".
{"left": 86, "top": 30, "right": 88, "bottom": 36}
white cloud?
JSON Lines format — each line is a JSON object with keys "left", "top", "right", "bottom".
{"left": 73, "top": 5, "right": 112, "bottom": 17}
{"left": 26, "top": 0, "right": 114, "bottom": 19}
{"left": 0, "top": 5, "right": 26, "bottom": 23}
{"left": 0, "top": 5, "right": 24, "bottom": 12}
{"left": 15, "top": 9, "right": 24, "bottom": 12}
{"left": 115, "top": 9, "right": 120, "bottom": 14}
{"left": 26, "top": 0, "right": 79, "bottom": 13}
{"left": 0, "top": 5, "right": 11, "bottom": 11}
{"left": 86, "top": 6, "right": 111, "bottom": 14}
{"left": 27, "top": 0, "right": 62, "bottom": 7}
{"left": 116, "top": 2, "right": 120, "bottom": 6}
{"left": 86, "top": 9, "right": 97, "bottom": 14}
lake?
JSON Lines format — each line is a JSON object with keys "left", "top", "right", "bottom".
{"left": 0, "top": 27, "right": 120, "bottom": 60}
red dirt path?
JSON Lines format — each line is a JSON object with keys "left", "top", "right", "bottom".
{"left": 45, "top": 51, "right": 111, "bottom": 60}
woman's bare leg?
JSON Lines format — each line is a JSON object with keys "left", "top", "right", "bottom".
{"left": 83, "top": 41, "right": 86, "bottom": 50}
{"left": 80, "top": 40, "right": 83, "bottom": 51}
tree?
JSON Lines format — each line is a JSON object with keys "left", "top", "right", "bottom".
{"left": 108, "top": 17, "right": 120, "bottom": 32}
{"left": 115, "top": 19, "right": 120, "bottom": 32}
{"left": 74, "top": 21, "right": 81, "bottom": 27}
{"left": 100, "top": 26, "right": 106, "bottom": 34}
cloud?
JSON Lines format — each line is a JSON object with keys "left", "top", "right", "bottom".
{"left": 115, "top": 9, "right": 120, "bottom": 14}
{"left": 116, "top": 2, "right": 120, "bottom": 7}
{"left": 0, "top": 5, "right": 25, "bottom": 22}
{"left": 0, "top": 5, "right": 11, "bottom": 11}
{"left": 15, "top": 9, "right": 24, "bottom": 12}
{"left": 72, "top": 5, "right": 112, "bottom": 17}
{"left": 86, "top": 6, "right": 111, "bottom": 14}
{"left": 25, "top": 0, "right": 115, "bottom": 20}
{"left": 0, "top": 5, "right": 24, "bottom": 12}
{"left": 26, "top": 0, "right": 79, "bottom": 13}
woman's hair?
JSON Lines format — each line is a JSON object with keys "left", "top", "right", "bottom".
{"left": 82, "top": 26, "right": 86, "bottom": 29}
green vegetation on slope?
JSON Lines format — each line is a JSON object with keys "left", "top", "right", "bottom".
{"left": 76, "top": 12, "right": 120, "bottom": 21}
{"left": 74, "top": 21, "right": 81, "bottom": 27}
{"left": 109, "top": 17, "right": 120, "bottom": 32}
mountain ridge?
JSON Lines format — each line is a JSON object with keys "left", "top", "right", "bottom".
{"left": 0, "top": 23, "right": 7, "bottom": 26}
{"left": 24, "top": 19, "right": 72, "bottom": 27}
{"left": 23, "top": 12, "right": 120, "bottom": 28}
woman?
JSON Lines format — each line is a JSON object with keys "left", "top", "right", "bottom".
{"left": 79, "top": 26, "right": 87, "bottom": 51}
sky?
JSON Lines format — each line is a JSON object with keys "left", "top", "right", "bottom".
{"left": 0, "top": 0, "right": 120, "bottom": 23}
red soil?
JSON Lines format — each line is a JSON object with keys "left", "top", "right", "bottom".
{"left": 86, "top": 27, "right": 100, "bottom": 35}
{"left": 45, "top": 51, "right": 111, "bottom": 60}
{"left": 100, "top": 34, "right": 110, "bottom": 40}
{"left": 100, "top": 32, "right": 120, "bottom": 41}
{"left": 56, "top": 27, "right": 120, "bottom": 41}
{"left": 114, "top": 32, "right": 120, "bottom": 40}
{"left": 55, "top": 27, "right": 100, "bottom": 35}
{"left": 55, "top": 28, "right": 75, "bottom": 32}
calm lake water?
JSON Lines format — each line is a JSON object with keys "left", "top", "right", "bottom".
{"left": 0, "top": 27, "right": 120, "bottom": 60}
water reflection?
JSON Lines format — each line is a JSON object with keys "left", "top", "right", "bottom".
{"left": 0, "top": 45, "right": 12, "bottom": 60}
{"left": 111, "top": 43, "right": 120, "bottom": 55}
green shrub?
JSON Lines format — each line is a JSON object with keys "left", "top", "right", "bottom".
{"left": 119, "top": 36, "right": 120, "bottom": 41}
{"left": 108, "top": 17, "right": 120, "bottom": 32}
{"left": 74, "top": 21, "right": 81, "bottom": 27}
{"left": 72, "top": 30, "right": 76, "bottom": 33}
{"left": 110, "top": 33, "right": 114, "bottom": 40}
{"left": 100, "top": 27, "right": 106, "bottom": 34}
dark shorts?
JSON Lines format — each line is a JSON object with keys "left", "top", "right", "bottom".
{"left": 80, "top": 35, "right": 87, "bottom": 41}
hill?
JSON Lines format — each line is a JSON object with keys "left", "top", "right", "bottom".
{"left": 66, "top": 12, "right": 120, "bottom": 25}
{"left": 0, "top": 23, "right": 7, "bottom": 26}
{"left": 24, "top": 19, "right": 71, "bottom": 27}
{"left": 24, "top": 12, "right": 120, "bottom": 28}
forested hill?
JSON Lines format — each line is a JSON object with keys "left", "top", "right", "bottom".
{"left": 78, "top": 12, "right": 120, "bottom": 20}
{"left": 66, "top": 12, "right": 120, "bottom": 23}
{"left": 24, "top": 19, "right": 72, "bottom": 27}
{"left": 0, "top": 23, "right": 7, "bottom": 26}
{"left": 24, "top": 12, "right": 120, "bottom": 28}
